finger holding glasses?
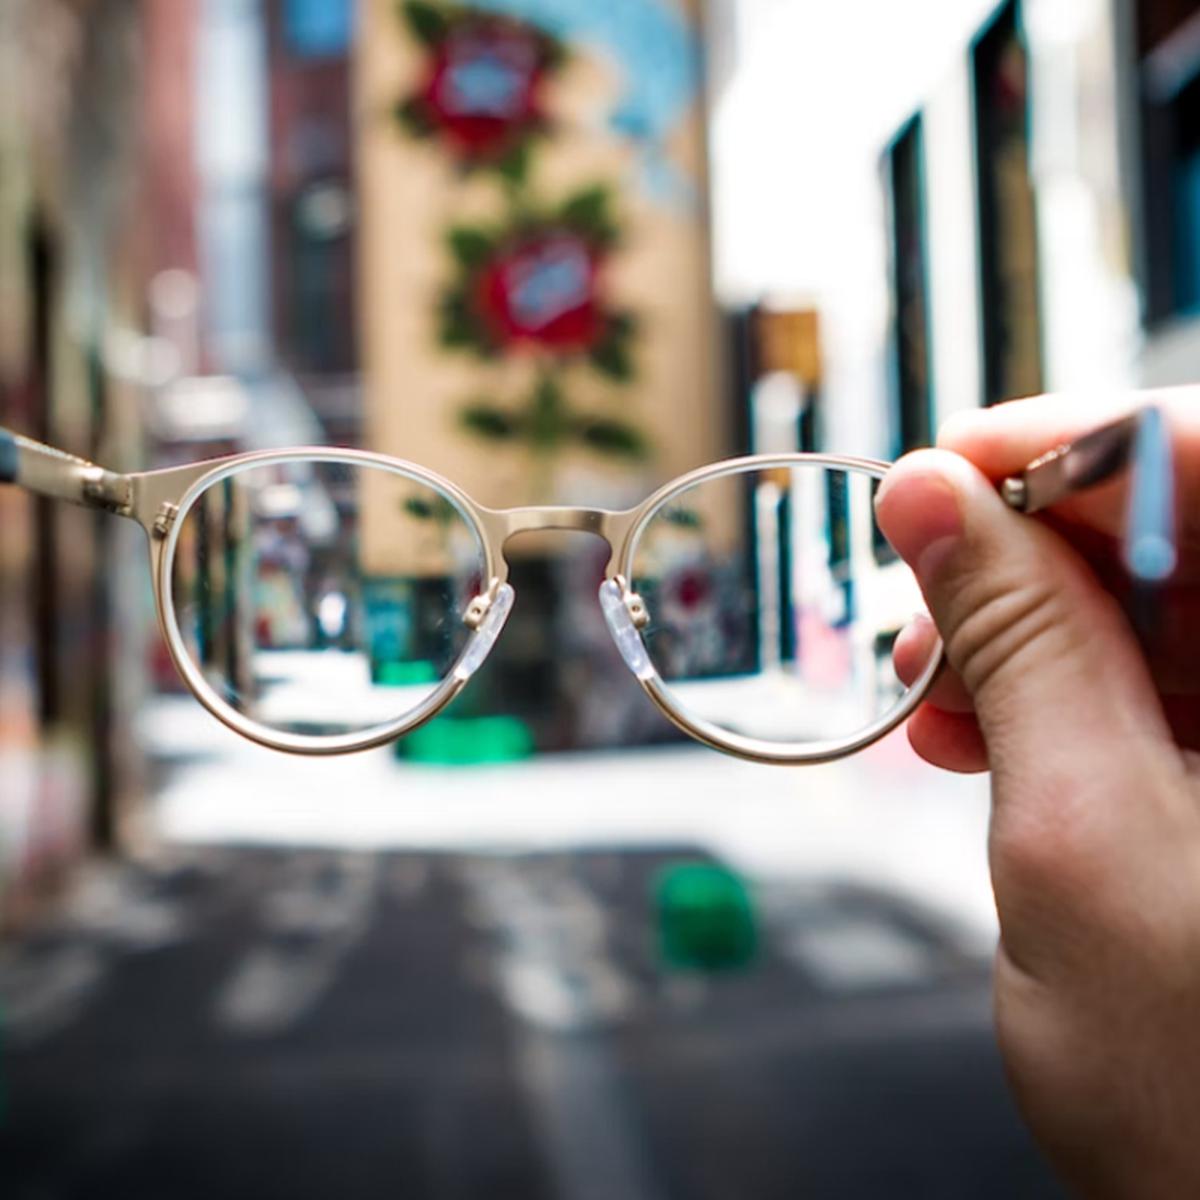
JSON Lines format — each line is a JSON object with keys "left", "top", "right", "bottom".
{"left": 882, "top": 393, "right": 1200, "bottom": 772}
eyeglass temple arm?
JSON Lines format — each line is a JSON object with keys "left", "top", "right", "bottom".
{"left": 0, "top": 426, "right": 133, "bottom": 515}
{"left": 1000, "top": 405, "right": 1176, "bottom": 582}
{"left": 999, "top": 410, "right": 1143, "bottom": 514}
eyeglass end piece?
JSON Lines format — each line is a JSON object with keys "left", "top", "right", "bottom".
{"left": 1127, "top": 534, "right": 1177, "bottom": 583}
{"left": 1001, "top": 477, "right": 1028, "bottom": 511}
{"left": 1125, "top": 405, "right": 1176, "bottom": 583}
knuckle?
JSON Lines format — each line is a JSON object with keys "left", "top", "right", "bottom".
{"left": 945, "top": 578, "right": 1078, "bottom": 701}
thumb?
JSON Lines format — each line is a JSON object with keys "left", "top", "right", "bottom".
{"left": 874, "top": 449, "right": 1173, "bottom": 793}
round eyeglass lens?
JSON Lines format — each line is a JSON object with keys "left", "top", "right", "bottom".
{"left": 167, "top": 457, "right": 486, "bottom": 740}
{"left": 628, "top": 462, "right": 934, "bottom": 752}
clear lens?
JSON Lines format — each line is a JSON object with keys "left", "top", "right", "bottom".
{"left": 167, "top": 457, "right": 486, "bottom": 740}
{"left": 628, "top": 463, "right": 933, "bottom": 751}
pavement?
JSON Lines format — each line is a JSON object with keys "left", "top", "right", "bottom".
{"left": 138, "top": 696, "right": 1001, "bottom": 942}
{"left": 0, "top": 698, "right": 1067, "bottom": 1198}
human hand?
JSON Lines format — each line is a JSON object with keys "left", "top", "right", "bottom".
{"left": 874, "top": 391, "right": 1200, "bottom": 1198}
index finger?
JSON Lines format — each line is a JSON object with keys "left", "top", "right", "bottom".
{"left": 937, "top": 389, "right": 1200, "bottom": 553}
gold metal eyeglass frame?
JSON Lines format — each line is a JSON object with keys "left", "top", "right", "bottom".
{"left": 0, "top": 405, "right": 1169, "bottom": 765}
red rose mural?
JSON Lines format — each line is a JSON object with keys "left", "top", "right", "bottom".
{"left": 396, "top": 2, "right": 564, "bottom": 181}
{"left": 475, "top": 232, "right": 601, "bottom": 352}
{"left": 438, "top": 185, "right": 635, "bottom": 376}
{"left": 394, "top": 3, "right": 648, "bottom": 467}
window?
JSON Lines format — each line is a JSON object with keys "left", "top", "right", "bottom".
{"left": 281, "top": 179, "right": 356, "bottom": 374}
{"left": 883, "top": 114, "right": 933, "bottom": 456}
{"left": 1135, "top": 1, "right": 1200, "bottom": 325}
{"left": 971, "top": 0, "right": 1043, "bottom": 406}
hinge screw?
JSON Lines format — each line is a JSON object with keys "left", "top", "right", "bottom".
{"left": 1001, "top": 478, "right": 1028, "bottom": 512}
{"left": 153, "top": 503, "right": 179, "bottom": 539}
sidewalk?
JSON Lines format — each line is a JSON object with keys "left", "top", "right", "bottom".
{"left": 139, "top": 696, "right": 998, "bottom": 945}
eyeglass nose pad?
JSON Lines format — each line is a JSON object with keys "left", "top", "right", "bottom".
{"left": 598, "top": 578, "right": 656, "bottom": 682}
{"left": 454, "top": 582, "right": 515, "bottom": 681}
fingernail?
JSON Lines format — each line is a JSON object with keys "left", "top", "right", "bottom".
{"left": 875, "top": 467, "right": 964, "bottom": 582}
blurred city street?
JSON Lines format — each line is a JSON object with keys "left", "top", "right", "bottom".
{"left": 4, "top": 0, "right": 1189, "bottom": 1193}
{"left": 2, "top": 709, "right": 1065, "bottom": 1198}
{"left": 2, "top": 715, "right": 1070, "bottom": 1195}
{"left": 138, "top": 695, "right": 999, "bottom": 933}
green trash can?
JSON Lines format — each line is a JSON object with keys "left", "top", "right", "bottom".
{"left": 395, "top": 713, "right": 534, "bottom": 765}
{"left": 655, "top": 861, "right": 758, "bottom": 972}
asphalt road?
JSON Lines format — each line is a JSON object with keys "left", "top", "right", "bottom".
{"left": 0, "top": 846, "right": 1064, "bottom": 1199}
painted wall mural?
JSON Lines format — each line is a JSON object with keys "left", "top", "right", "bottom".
{"left": 437, "top": 181, "right": 643, "bottom": 465}
{"left": 394, "top": 3, "right": 566, "bottom": 183}
{"left": 358, "top": 0, "right": 720, "bottom": 575}
{"left": 356, "top": 0, "right": 718, "bottom": 751}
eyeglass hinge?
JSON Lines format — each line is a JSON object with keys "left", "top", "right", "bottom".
{"left": 152, "top": 502, "right": 179, "bottom": 539}
{"left": 81, "top": 468, "right": 134, "bottom": 517}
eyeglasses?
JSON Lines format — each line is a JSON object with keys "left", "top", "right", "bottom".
{"left": 0, "top": 406, "right": 1172, "bottom": 763}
